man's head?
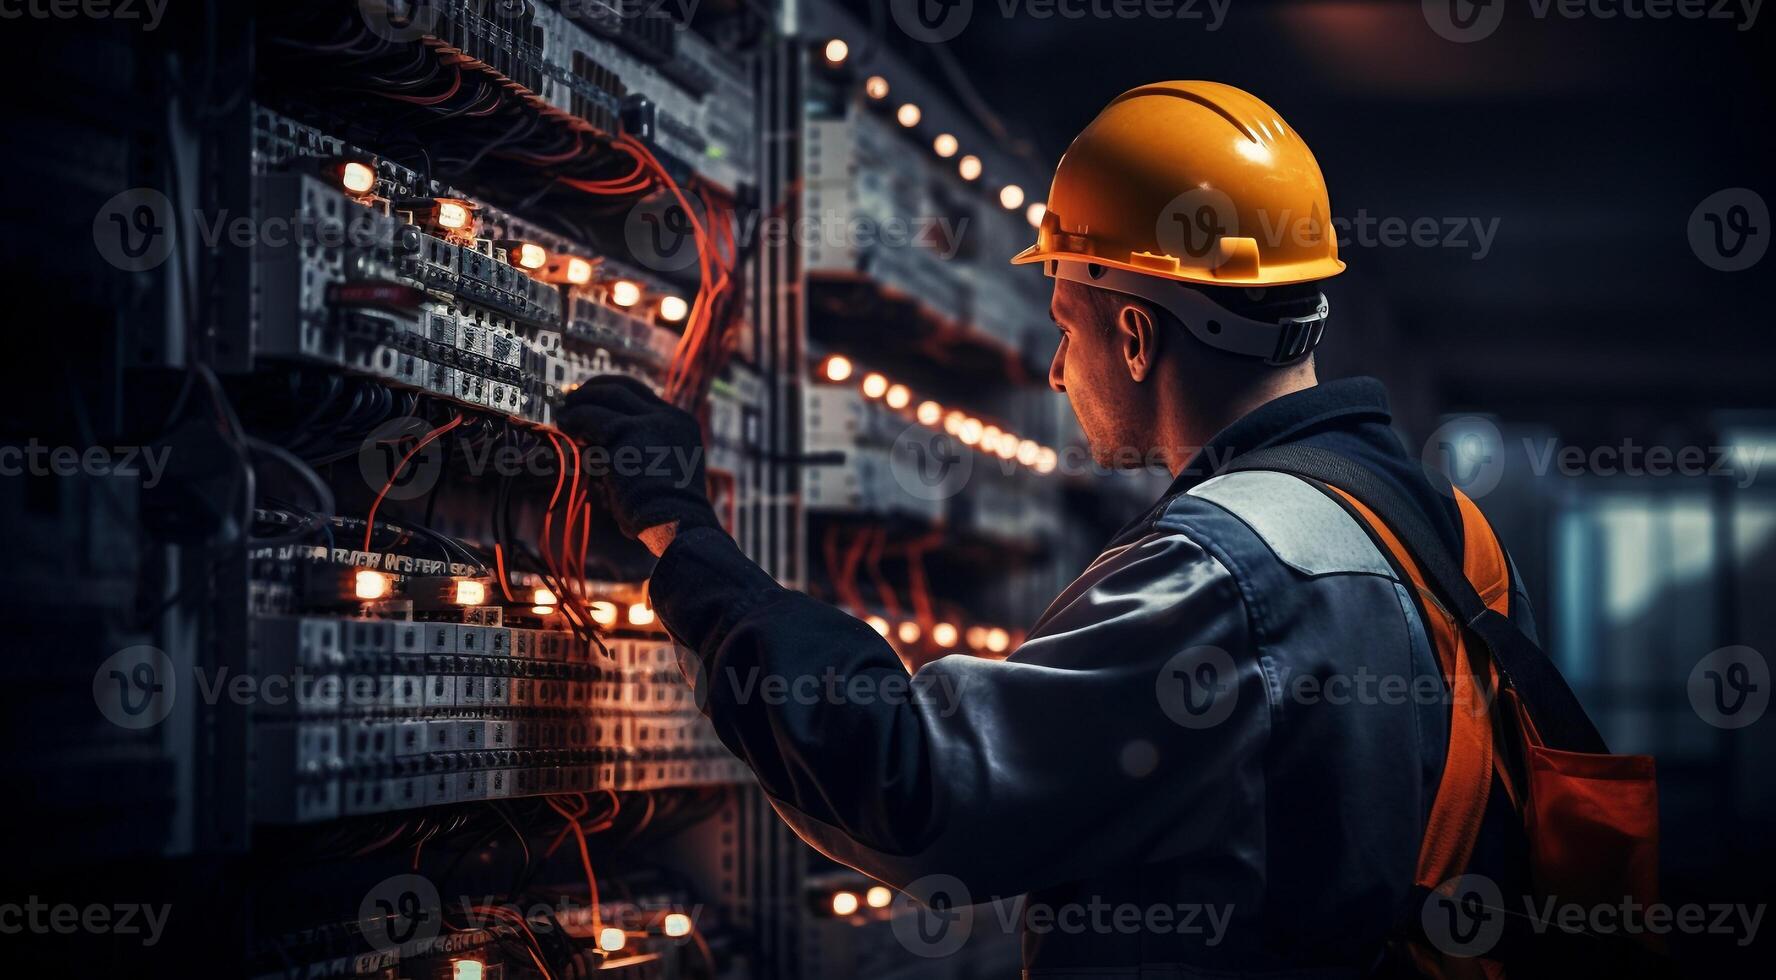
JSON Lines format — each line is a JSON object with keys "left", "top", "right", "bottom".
{"left": 1013, "top": 81, "right": 1345, "bottom": 471}
{"left": 1047, "top": 276, "right": 1323, "bottom": 469}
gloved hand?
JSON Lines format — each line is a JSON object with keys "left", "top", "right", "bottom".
{"left": 557, "top": 375, "right": 721, "bottom": 541}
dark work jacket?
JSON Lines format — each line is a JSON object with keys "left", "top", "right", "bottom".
{"left": 650, "top": 378, "right": 1535, "bottom": 978}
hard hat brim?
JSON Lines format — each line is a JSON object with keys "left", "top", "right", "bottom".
{"left": 1010, "top": 243, "right": 1346, "bottom": 288}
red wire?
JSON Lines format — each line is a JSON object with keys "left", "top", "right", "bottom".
{"left": 377, "top": 67, "right": 464, "bottom": 105}
{"left": 362, "top": 415, "right": 463, "bottom": 553}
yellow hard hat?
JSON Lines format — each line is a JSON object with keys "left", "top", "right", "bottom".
{"left": 1013, "top": 81, "right": 1345, "bottom": 287}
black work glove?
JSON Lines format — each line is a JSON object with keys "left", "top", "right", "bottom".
{"left": 558, "top": 375, "right": 721, "bottom": 540}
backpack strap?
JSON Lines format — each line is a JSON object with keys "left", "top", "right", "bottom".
{"left": 1317, "top": 481, "right": 1505, "bottom": 891}
{"left": 1223, "top": 445, "right": 1608, "bottom": 755}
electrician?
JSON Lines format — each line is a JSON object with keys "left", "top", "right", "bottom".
{"left": 560, "top": 83, "right": 1540, "bottom": 976}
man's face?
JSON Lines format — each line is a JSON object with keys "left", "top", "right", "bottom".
{"left": 1047, "top": 279, "right": 1143, "bottom": 467}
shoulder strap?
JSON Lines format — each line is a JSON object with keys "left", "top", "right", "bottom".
{"left": 1224, "top": 445, "right": 1608, "bottom": 755}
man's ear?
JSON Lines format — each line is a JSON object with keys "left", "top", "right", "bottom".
{"left": 1116, "top": 302, "right": 1159, "bottom": 382}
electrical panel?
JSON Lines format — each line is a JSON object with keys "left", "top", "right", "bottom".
{"left": 1, "top": 0, "right": 1135, "bottom": 976}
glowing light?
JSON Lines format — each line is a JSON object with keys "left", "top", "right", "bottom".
{"left": 436, "top": 199, "right": 471, "bottom": 231}
{"left": 1016, "top": 439, "right": 1040, "bottom": 466}
{"left": 916, "top": 400, "right": 943, "bottom": 426}
{"left": 454, "top": 580, "right": 487, "bottom": 606}
{"left": 896, "top": 103, "right": 921, "bottom": 128}
{"left": 933, "top": 133, "right": 958, "bottom": 158}
{"left": 1026, "top": 202, "right": 1047, "bottom": 228}
{"left": 943, "top": 411, "right": 966, "bottom": 436}
{"left": 896, "top": 621, "right": 921, "bottom": 644}
{"left": 865, "top": 615, "right": 889, "bottom": 636}
{"left": 985, "top": 628, "right": 1010, "bottom": 653}
{"left": 958, "top": 155, "right": 982, "bottom": 181}
{"left": 663, "top": 913, "right": 692, "bottom": 937}
{"left": 534, "top": 587, "right": 557, "bottom": 606}
{"left": 861, "top": 372, "right": 889, "bottom": 399}
{"left": 965, "top": 626, "right": 988, "bottom": 650}
{"left": 589, "top": 600, "right": 619, "bottom": 627}
{"left": 354, "top": 570, "right": 389, "bottom": 600}
{"left": 340, "top": 161, "right": 376, "bottom": 196}
{"left": 885, "top": 384, "right": 910, "bottom": 410}
{"left": 824, "top": 38, "right": 849, "bottom": 65}
{"left": 598, "top": 927, "right": 627, "bottom": 952}
{"left": 999, "top": 185, "right": 1025, "bottom": 210}
{"left": 514, "top": 242, "right": 547, "bottom": 270}
{"left": 865, "top": 886, "right": 892, "bottom": 909}
{"left": 658, "top": 295, "right": 689, "bottom": 322}
{"left": 628, "top": 603, "right": 656, "bottom": 626}
{"left": 822, "top": 355, "right": 854, "bottom": 383}
{"left": 865, "top": 75, "right": 889, "bottom": 100}
{"left": 1035, "top": 447, "right": 1058, "bottom": 474}
{"left": 453, "top": 960, "right": 485, "bottom": 980}
{"left": 932, "top": 622, "right": 958, "bottom": 648}
{"left": 981, "top": 425, "right": 1002, "bottom": 452}
{"left": 831, "top": 891, "right": 860, "bottom": 916}
{"left": 958, "top": 417, "right": 983, "bottom": 446}
{"left": 610, "top": 280, "right": 642, "bottom": 308}
{"left": 562, "top": 256, "right": 594, "bottom": 285}
{"left": 995, "top": 434, "right": 1019, "bottom": 460}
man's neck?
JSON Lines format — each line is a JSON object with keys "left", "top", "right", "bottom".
{"left": 1156, "top": 363, "right": 1319, "bottom": 476}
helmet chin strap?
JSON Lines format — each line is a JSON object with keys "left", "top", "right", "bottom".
{"left": 1047, "top": 260, "right": 1329, "bottom": 365}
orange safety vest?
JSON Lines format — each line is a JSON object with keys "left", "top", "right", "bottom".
{"left": 1228, "top": 447, "right": 1665, "bottom": 978}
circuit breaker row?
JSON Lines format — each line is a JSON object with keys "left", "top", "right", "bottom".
{"left": 252, "top": 617, "right": 746, "bottom": 823}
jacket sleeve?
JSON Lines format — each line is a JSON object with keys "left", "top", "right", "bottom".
{"left": 648, "top": 524, "right": 1268, "bottom": 900}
